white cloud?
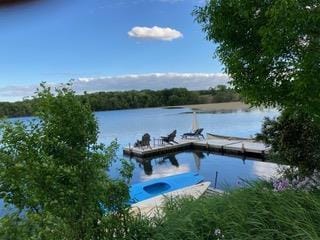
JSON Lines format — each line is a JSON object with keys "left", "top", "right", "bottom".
{"left": 0, "top": 72, "right": 230, "bottom": 102}
{"left": 74, "top": 73, "right": 229, "bottom": 92}
{"left": 128, "top": 26, "right": 183, "bottom": 41}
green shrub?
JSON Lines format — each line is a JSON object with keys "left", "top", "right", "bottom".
{"left": 153, "top": 182, "right": 320, "bottom": 240}
{"left": 257, "top": 110, "right": 320, "bottom": 176}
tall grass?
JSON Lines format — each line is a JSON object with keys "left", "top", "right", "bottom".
{"left": 151, "top": 182, "right": 320, "bottom": 240}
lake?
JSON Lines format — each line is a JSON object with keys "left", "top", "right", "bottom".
{"left": 95, "top": 107, "right": 279, "bottom": 189}
{"left": 0, "top": 106, "right": 279, "bottom": 216}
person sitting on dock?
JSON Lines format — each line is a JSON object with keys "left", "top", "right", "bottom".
{"left": 134, "top": 133, "right": 151, "bottom": 149}
{"left": 161, "top": 130, "right": 178, "bottom": 145}
{"left": 181, "top": 128, "right": 205, "bottom": 139}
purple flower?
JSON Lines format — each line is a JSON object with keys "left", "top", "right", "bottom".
{"left": 272, "top": 170, "right": 320, "bottom": 192}
{"left": 273, "top": 178, "right": 291, "bottom": 191}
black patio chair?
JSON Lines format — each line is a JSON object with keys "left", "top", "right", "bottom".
{"left": 161, "top": 130, "right": 178, "bottom": 145}
{"left": 182, "top": 128, "right": 205, "bottom": 139}
{"left": 134, "top": 133, "right": 151, "bottom": 149}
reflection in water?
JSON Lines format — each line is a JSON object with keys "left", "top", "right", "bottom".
{"left": 137, "top": 153, "right": 181, "bottom": 177}
{"left": 252, "top": 161, "right": 281, "bottom": 179}
{"left": 140, "top": 160, "right": 153, "bottom": 176}
{"left": 161, "top": 154, "right": 179, "bottom": 167}
{"left": 134, "top": 152, "right": 207, "bottom": 181}
{"left": 140, "top": 164, "right": 191, "bottom": 181}
{"left": 192, "top": 151, "right": 206, "bottom": 171}
{"left": 137, "top": 153, "right": 181, "bottom": 176}
{"left": 130, "top": 151, "right": 282, "bottom": 190}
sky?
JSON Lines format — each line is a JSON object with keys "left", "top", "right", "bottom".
{"left": 0, "top": 0, "right": 227, "bottom": 101}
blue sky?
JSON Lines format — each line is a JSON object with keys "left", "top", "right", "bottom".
{"left": 0, "top": 0, "right": 227, "bottom": 101}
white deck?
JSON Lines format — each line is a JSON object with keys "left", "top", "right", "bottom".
{"left": 123, "top": 135, "right": 269, "bottom": 158}
{"left": 126, "top": 140, "right": 191, "bottom": 154}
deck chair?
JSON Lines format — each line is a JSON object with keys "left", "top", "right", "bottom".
{"left": 134, "top": 133, "right": 151, "bottom": 149}
{"left": 182, "top": 128, "right": 205, "bottom": 139}
{"left": 161, "top": 130, "right": 178, "bottom": 145}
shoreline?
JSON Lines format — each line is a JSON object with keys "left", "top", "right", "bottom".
{"left": 5, "top": 101, "right": 253, "bottom": 119}
{"left": 179, "top": 101, "right": 252, "bottom": 112}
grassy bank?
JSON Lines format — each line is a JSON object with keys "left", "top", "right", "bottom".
{"left": 140, "top": 182, "right": 320, "bottom": 240}
{"left": 182, "top": 101, "right": 251, "bottom": 112}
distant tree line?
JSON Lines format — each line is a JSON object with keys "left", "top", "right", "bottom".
{"left": 0, "top": 85, "right": 240, "bottom": 118}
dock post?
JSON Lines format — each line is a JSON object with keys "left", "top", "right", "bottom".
{"left": 153, "top": 138, "right": 155, "bottom": 148}
{"left": 241, "top": 143, "right": 245, "bottom": 154}
{"left": 214, "top": 171, "right": 218, "bottom": 188}
{"left": 128, "top": 143, "right": 133, "bottom": 157}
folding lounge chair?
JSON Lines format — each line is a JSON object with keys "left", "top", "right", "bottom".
{"left": 161, "top": 130, "right": 178, "bottom": 145}
{"left": 182, "top": 128, "right": 205, "bottom": 139}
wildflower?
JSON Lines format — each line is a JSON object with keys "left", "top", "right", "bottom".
{"left": 213, "top": 228, "right": 225, "bottom": 239}
{"left": 272, "top": 178, "right": 291, "bottom": 192}
{"left": 214, "top": 229, "right": 221, "bottom": 235}
{"left": 272, "top": 170, "right": 320, "bottom": 192}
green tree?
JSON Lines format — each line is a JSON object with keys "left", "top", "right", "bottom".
{"left": 0, "top": 83, "right": 133, "bottom": 239}
{"left": 209, "top": 85, "right": 240, "bottom": 102}
{"left": 194, "top": 0, "right": 320, "bottom": 174}
{"left": 194, "top": 0, "right": 320, "bottom": 117}
{"left": 257, "top": 110, "right": 320, "bottom": 176}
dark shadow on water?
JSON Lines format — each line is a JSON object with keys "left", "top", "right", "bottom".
{"left": 137, "top": 159, "right": 153, "bottom": 176}
{"left": 160, "top": 154, "right": 179, "bottom": 167}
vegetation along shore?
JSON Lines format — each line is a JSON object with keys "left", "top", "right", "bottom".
{"left": 0, "top": 85, "right": 240, "bottom": 118}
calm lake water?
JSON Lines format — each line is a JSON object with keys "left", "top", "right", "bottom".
{"left": 95, "top": 107, "right": 279, "bottom": 189}
{"left": 1, "top": 106, "right": 279, "bottom": 216}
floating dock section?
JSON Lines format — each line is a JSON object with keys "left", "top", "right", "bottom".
{"left": 123, "top": 133, "right": 270, "bottom": 159}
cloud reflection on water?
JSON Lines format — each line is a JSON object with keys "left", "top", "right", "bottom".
{"left": 252, "top": 161, "right": 281, "bottom": 180}
{"left": 140, "top": 164, "right": 190, "bottom": 181}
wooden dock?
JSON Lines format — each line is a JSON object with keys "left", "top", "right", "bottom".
{"left": 123, "top": 133, "right": 270, "bottom": 159}
{"left": 204, "top": 187, "right": 225, "bottom": 197}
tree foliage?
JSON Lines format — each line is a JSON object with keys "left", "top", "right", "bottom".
{"left": 0, "top": 83, "right": 134, "bottom": 239}
{"left": 0, "top": 87, "right": 240, "bottom": 118}
{"left": 194, "top": 0, "right": 320, "bottom": 118}
{"left": 257, "top": 110, "right": 320, "bottom": 175}
{"left": 209, "top": 85, "right": 240, "bottom": 103}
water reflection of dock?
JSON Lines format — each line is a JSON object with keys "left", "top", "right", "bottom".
{"left": 124, "top": 134, "right": 270, "bottom": 159}
{"left": 136, "top": 153, "right": 180, "bottom": 176}
{"left": 134, "top": 152, "right": 222, "bottom": 188}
